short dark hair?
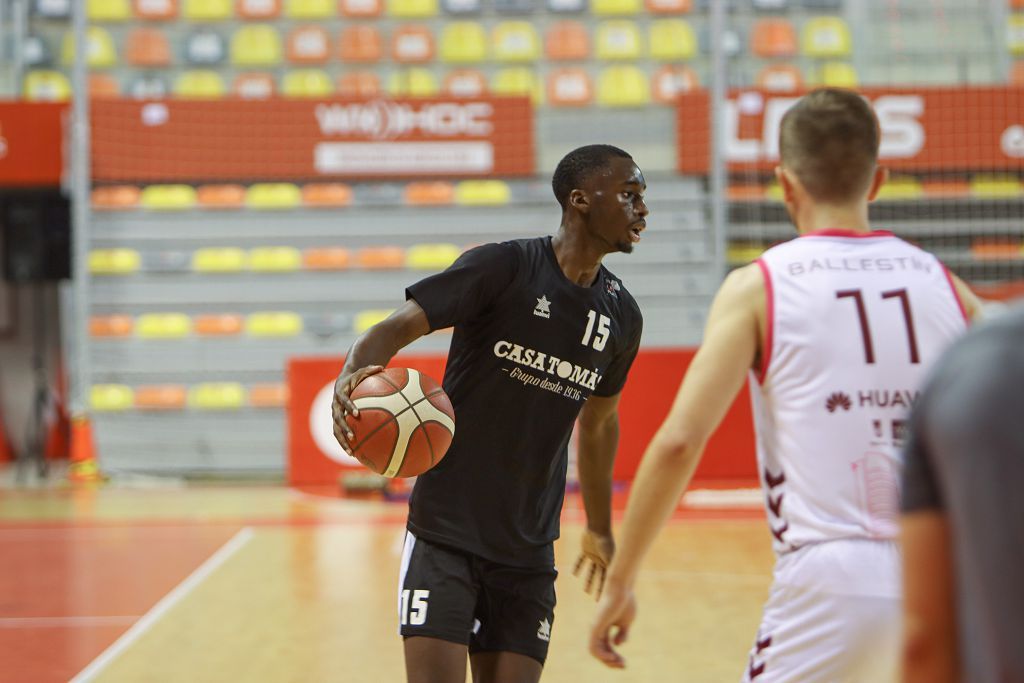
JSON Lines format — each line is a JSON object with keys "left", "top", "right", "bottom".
{"left": 779, "top": 88, "right": 880, "bottom": 203}
{"left": 552, "top": 144, "right": 633, "bottom": 210}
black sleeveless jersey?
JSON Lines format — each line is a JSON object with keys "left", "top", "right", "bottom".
{"left": 405, "top": 236, "right": 643, "bottom": 567}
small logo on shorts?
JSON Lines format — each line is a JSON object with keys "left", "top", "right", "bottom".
{"left": 537, "top": 618, "right": 551, "bottom": 642}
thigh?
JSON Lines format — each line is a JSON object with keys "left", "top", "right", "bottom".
{"left": 405, "top": 636, "right": 468, "bottom": 683}
{"left": 398, "top": 533, "right": 479, "bottom": 646}
{"left": 470, "top": 650, "right": 543, "bottom": 683}
{"left": 468, "top": 561, "right": 557, "bottom": 667}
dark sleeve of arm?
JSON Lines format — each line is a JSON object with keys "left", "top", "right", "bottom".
{"left": 593, "top": 305, "right": 643, "bottom": 398}
{"left": 405, "top": 242, "right": 518, "bottom": 331}
{"left": 901, "top": 398, "right": 944, "bottom": 513}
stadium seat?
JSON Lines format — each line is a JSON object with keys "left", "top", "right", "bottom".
{"left": 286, "top": 25, "right": 330, "bottom": 63}
{"left": 285, "top": 0, "right": 334, "bottom": 16}
{"left": 237, "top": 0, "right": 281, "bottom": 18}
{"left": 249, "top": 247, "right": 302, "bottom": 272}
{"left": 197, "top": 184, "right": 246, "bottom": 208}
{"left": 302, "top": 183, "right": 353, "bottom": 206}
{"left": 133, "top": 0, "right": 177, "bottom": 19}
{"left": 89, "top": 74, "right": 121, "bottom": 98}
{"left": 186, "top": 30, "right": 227, "bottom": 65}
{"left": 752, "top": 18, "right": 797, "bottom": 57}
{"left": 136, "top": 313, "right": 192, "bottom": 338}
{"left": 248, "top": 384, "right": 289, "bottom": 408}
{"left": 62, "top": 27, "right": 118, "bottom": 68}
{"left": 490, "top": 68, "right": 542, "bottom": 104}
{"left": 1011, "top": 61, "right": 1024, "bottom": 85}
{"left": 455, "top": 180, "right": 511, "bottom": 205}
{"left": 302, "top": 247, "right": 352, "bottom": 270}
{"left": 404, "top": 182, "right": 455, "bottom": 204}
{"left": 597, "top": 65, "right": 649, "bottom": 106}
{"left": 494, "top": 0, "right": 535, "bottom": 12}
{"left": 247, "top": 312, "right": 303, "bottom": 337}
{"left": 129, "top": 75, "right": 169, "bottom": 99}
{"left": 337, "top": 71, "right": 381, "bottom": 95}
{"left": 493, "top": 22, "right": 540, "bottom": 61}
{"left": 36, "top": 0, "right": 71, "bottom": 18}
{"left": 22, "top": 36, "right": 50, "bottom": 68}
{"left": 189, "top": 383, "right": 246, "bottom": 410}
{"left": 126, "top": 27, "right": 172, "bottom": 66}
{"left": 751, "top": 0, "right": 785, "bottom": 7}
{"left": 140, "top": 184, "right": 197, "bottom": 209}
{"left": 649, "top": 19, "right": 697, "bottom": 60}
{"left": 339, "top": 26, "right": 383, "bottom": 63}
{"left": 1010, "top": 15, "right": 1024, "bottom": 55}
{"left": 440, "top": 22, "right": 487, "bottom": 62}
{"left": 970, "top": 175, "right": 1023, "bottom": 198}
{"left": 173, "top": 70, "right": 226, "bottom": 98}
{"left": 645, "top": 0, "right": 689, "bottom": 11}
{"left": 340, "top": 0, "right": 382, "bottom": 17}
{"left": 282, "top": 69, "right": 334, "bottom": 96}
{"left": 304, "top": 313, "right": 352, "bottom": 337}
{"left": 355, "top": 247, "right": 406, "bottom": 269}
{"left": 233, "top": 72, "right": 276, "bottom": 98}
{"left": 802, "top": 17, "right": 852, "bottom": 58}
{"left": 547, "top": 0, "right": 586, "bottom": 10}
{"left": 192, "top": 247, "right": 247, "bottom": 272}
{"left": 92, "top": 185, "right": 141, "bottom": 210}
{"left": 89, "top": 315, "right": 134, "bottom": 338}
{"left": 134, "top": 385, "right": 188, "bottom": 411}
{"left": 194, "top": 314, "right": 244, "bottom": 336}
{"left": 545, "top": 21, "right": 590, "bottom": 60}
{"left": 876, "top": 177, "right": 923, "bottom": 201}
{"left": 387, "top": 0, "right": 438, "bottom": 17}
{"left": 406, "top": 243, "right": 461, "bottom": 270}
{"left": 89, "top": 0, "right": 131, "bottom": 20}
{"left": 143, "top": 250, "right": 190, "bottom": 273}
{"left": 441, "top": 0, "right": 481, "bottom": 12}
{"left": 91, "top": 385, "right": 134, "bottom": 412}
{"left": 727, "top": 184, "right": 766, "bottom": 201}
{"left": 756, "top": 64, "right": 802, "bottom": 91}
{"left": 388, "top": 68, "right": 439, "bottom": 96}
{"left": 799, "top": 0, "right": 842, "bottom": 8}
{"left": 392, "top": 25, "right": 436, "bottom": 62}
{"left": 921, "top": 180, "right": 970, "bottom": 199}
{"left": 355, "top": 309, "right": 394, "bottom": 334}
{"left": 595, "top": 21, "right": 643, "bottom": 60}
{"left": 442, "top": 69, "right": 487, "bottom": 95}
{"left": 727, "top": 243, "right": 765, "bottom": 264}
{"left": 245, "top": 183, "right": 302, "bottom": 208}
{"left": 546, "top": 68, "right": 593, "bottom": 106}
{"left": 89, "top": 248, "right": 141, "bottom": 275}
{"left": 231, "top": 25, "right": 282, "bottom": 66}
{"left": 815, "top": 61, "right": 857, "bottom": 87}
{"left": 592, "top": 0, "right": 639, "bottom": 15}
{"left": 183, "top": 0, "right": 232, "bottom": 19}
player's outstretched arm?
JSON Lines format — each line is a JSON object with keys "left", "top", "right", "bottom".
{"left": 589, "top": 264, "right": 763, "bottom": 669}
{"left": 332, "top": 300, "right": 432, "bottom": 455}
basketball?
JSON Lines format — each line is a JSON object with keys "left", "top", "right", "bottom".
{"left": 345, "top": 367, "right": 456, "bottom": 478}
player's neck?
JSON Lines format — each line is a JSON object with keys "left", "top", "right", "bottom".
{"left": 551, "top": 231, "right": 602, "bottom": 287}
{"left": 795, "top": 202, "right": 872, "bottom": 236}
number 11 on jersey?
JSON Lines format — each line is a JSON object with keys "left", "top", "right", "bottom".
{"left": 582, "top": 310, "right": 610, "bottom": 351}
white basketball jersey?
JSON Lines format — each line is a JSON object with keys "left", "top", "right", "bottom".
{"left": 752, "top": 229, "right": 967, "bottom": 555}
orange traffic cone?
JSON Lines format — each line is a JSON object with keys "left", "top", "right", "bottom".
{"left": 67, "top": 414, "right": 103, "bottom": 483}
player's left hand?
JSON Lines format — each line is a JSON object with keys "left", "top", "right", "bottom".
{"left": 573, "top": 529, "right": 614, "bottom": 599}
{"left": 589, "top": 581, "right": 636, "bottom": 669}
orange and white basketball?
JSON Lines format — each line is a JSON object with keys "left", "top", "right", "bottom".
{"left": 345, "top": 367, "right": 455, "bottom": 478}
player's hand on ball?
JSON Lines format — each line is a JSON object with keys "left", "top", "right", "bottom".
{"left": 331, "top": 365, "right": 383, "bottom": 454}
{"left": 589, "top": 582, "right": 636, "bottom": 669}
{"left": 573, "top": 529, "right": 615, "bottom": 599}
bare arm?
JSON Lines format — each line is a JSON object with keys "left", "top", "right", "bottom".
{"left": 901, "top": 510, "right": 958, "bottom": 683}
{"left": 949, "top": 272, "right": 984, "bottom": 322}
{"left": 589, "top": 263, "right": 764, "bottom": 668}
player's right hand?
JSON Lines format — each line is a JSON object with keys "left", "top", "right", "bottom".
{"left": 331, "top": 365, "right": 383, "bottom": 454}
{"left": 589, "top": 582, "right": 636, "bottom": 669}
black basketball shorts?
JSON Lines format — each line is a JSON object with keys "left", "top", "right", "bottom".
{"left": 397, "top": 532, "right": 558, "bottom": 665}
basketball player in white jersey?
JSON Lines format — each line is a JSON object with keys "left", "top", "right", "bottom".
{"left": 587, "top": 88, "right": 982, "bottom": 682}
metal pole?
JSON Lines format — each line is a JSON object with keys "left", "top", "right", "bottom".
{"left": 708, "top": 0, "right": 728, "bottom": 280}
{"left": 12, "top": 0, "right": 26, "bottom": 94}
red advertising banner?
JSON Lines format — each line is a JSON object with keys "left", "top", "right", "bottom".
{"left": 92, "top": 97, "right": 535, "bottom": 182}
{"left": 677, "top": 86, "right": 1024, "bottom": 174}
{"left": 0, "top": 102, "right": 65, "bottom": 187}
{"left": 288, "top": 350, "right": 758, "bottom": 487}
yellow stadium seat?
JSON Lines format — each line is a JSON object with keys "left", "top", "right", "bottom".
{"left": 876, "top": 177, "right": 923, "bottom": 201}
{"left": 248, "top": 383, "right": 290, "bottom": 408}
{"left": 727, "top": 243, "right": 765, "bottom": 264}
{"left": 246, "top": 312, "right": 303, "bottom": 337}
{"left": 282, "top": 69, "right": 333, "bottom": 96}
{"left": 91, "top": 384, "right": 134, "bottom": 412}
{"left": 194, "top": 314, "right": 244, "bottom": 336}
{"left": 970, "top": 175, "right": 1023, "bottom": 198}
{"left": 493, "top": 22, "right": 540, "bottom": 61}
{"left": 173, "top": 70, "right": 226, "bottom": 98}
{"left": 134, "top": 385, "right": 188, "bottom": 411}
{"left": 649, "top": 19, "right": 696, "bottom": 60}
{"left": 1009, "top": 15, "right": 1024, "bottom": 55}
{"left": 802, "top": 17, "right": 852, "bottom": 58}
{"left": 815, "top": 61, "right": 857, "bottom": 87}
{"left": 62, "top": 27, "right": 118, "bottom": 68}
{"left": 138, "top": 185, "right": 196, "bottom": 211}
{"left": 183, "top": 0, "right": 232, "bottom": 19}
{"left": 592, "top": 0, "right": 639, "bottom": 15}
{"left": 596, "top": 21, "right": 643, "bottom": 60}
{"left": 490, "top": 68, "right": 542, "bottom": 104}
{"left": 245, "top": 183, "right": 302, "bottom": 209}
{"left": 89, "top": 0, "right": 131, "bottom": 20}
{"left": 440, "top": 22, "right": 487, "bottom": 62}
{"left": 89, "top": 249, "right": 141, "bottom": 275}
{"left": 23, "top": 70, "right": 71, "bottom": 101}
{"left": 455, "top": 180, "right": 511, "bottom": 206}
{"left": 406, "top": 243, "right": 461, "bottom": 269}
{"left": 388, "top": 68, "right": 439, "bottom": 96}
{"left": 285, "top": 0, "right": 334, "bottom": 17}
{"left": 387, "top": 0, "right": 438, "bottom": 17}
{"left": 136, "top": 313, "right": 192, "bottom": 338}
{"left": 231, "top": 25, "right": 282, "bottom": 66}
{"left": 765, "top": 181, "right": 784, "bottom": 201}
{"left": 92, "top": 186, "right": 141, "bottom": 210}
{"left": 597, "top": 66, "right": 649, "bottom": 107}
{"left": 249, "top": 246, "right": 302, "bottom": 272}
{"left": 189, "top": 383, "right": 246, "bottom": 410}
{"left": 90, "top": 315, "right": 134, "bottom": 338}
{"left": 355, "top": 309, "right": 395, "bottom": 334}
{"left": 192, "top": 247, "right": 247, "bottom": 272}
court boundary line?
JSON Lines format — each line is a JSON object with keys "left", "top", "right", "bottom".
{"left": 68, "top": 526, "right": 254, "bottom": 683}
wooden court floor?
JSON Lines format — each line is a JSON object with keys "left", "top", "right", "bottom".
{"left": 0, "top": 471, "right": 772, "bottom": 683}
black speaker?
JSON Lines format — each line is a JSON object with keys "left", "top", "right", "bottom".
{"left": 1, "top": 190, "right": 71, "bottom": 282}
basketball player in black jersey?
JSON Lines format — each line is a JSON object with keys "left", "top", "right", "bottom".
{"left": 332, "top": 144, "right": 646, "bottom": 683}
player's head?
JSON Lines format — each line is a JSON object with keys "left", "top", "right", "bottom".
{"left": 777, "top": 88, "right": 883, "bottom": 206}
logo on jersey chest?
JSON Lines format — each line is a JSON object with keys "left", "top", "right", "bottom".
{"left": 493, "top": 340, "right": 602, "bottom": 395}
{"left": 534, "top": 295, "right": 552, "bottom": 318}
{"left": 825, "top": 388, "right": 920, "bottom": 412}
